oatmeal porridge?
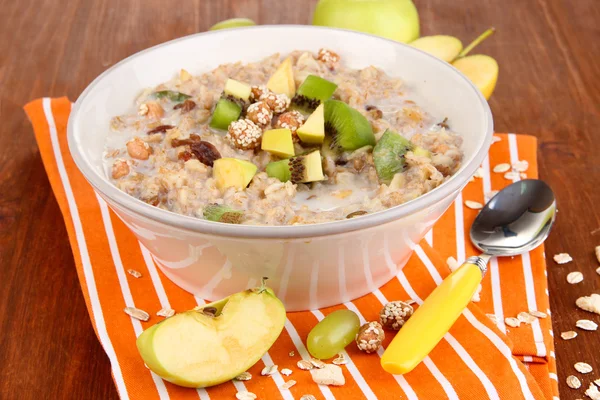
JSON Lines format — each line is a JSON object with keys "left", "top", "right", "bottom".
{"left": 103, "top": 49, "right": 463, "bottom": 225}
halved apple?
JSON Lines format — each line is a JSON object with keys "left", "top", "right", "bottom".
{"left": 267, "top": 57, "right": 295, "bottom": 98}
{"left": 137, "top": 283, "right": 286, "bottom": 388}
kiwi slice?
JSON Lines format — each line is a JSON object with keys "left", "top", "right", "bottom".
{"left": 324, "top": 100, "right": 375, "bottom": 151}
{"left": 203, "top": 204, "right": 243, "bottom": 224}
{"left": 373, "top": 129, "right": 414, "bottom": 184}
{"left": 154, "top": 90, "right": 191, "bottom": 103}
{"left": 291, "top": 75, "right": 337, "bottom": 112}
{"left": 209, "top": 98, "right": 242, "bottom": 130}
{"left": 265, "top": 150, "right": 324, "bottom": 183}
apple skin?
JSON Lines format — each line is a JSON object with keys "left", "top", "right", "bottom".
{"left": 312, "top": 0, "right": 420, "bottom": 43}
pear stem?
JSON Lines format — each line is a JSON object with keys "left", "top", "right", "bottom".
{"left": 258, "top": 277, "right": 269, "bottom": 293}
{"left": 457, "top": 27, "right": 496, "bottom": 59}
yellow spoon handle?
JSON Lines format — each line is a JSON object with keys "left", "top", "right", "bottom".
{"left": 381, "top": 257, "right": 487, "bottom": 375}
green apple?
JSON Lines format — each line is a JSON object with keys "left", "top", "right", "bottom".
{"left": 209, "top": 18, "right": 256, "bottom": 31}
{"left": 312, "top": 0, "right": 420, "bottom": 43}
{"left": 136, "top": 281, "right": 286, "bottom": 388}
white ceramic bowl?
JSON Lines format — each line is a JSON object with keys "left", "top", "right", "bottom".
{"left": 68, "top": 25, "right": 493, "bottom": 311}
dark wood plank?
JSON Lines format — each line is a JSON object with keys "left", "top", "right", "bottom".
{"left": 1, "top": 0, "right": 598, "bottom": 398}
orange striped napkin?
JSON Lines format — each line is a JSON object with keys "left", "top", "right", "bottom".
{"left": 26, "top": 97, "right": 559, "bottom": 400}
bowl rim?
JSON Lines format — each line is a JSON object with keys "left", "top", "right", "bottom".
{"left": 68, "top": 24, "right": 493, "bottom": 239}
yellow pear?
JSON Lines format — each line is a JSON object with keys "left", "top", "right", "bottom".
{"left": 453, "top": 55, "right": 499, "bottom": 100}
{"left": 267, "top": 58, "right": 295, "bottom": 98}
{"left": 410, "top": 35, "right": 463, "bottom": 62}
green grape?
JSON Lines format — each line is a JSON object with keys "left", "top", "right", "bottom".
{"left": 307, "top": 310, "right": 360, "bottom": 359}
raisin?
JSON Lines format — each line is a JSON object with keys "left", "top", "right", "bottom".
{"left": 147, "top": 125, "right": 174, "bottom": 135}
{"left": 190, "top": 141, "right": 221, "bottom": 167}
{"left": 173, "top": 99, "right": 196, "bottom": 113}
{"left": 171, "top": 133, "right": 201, "bottom": 147}
{"left": 178, "top": 151, "right": 193, "bottom": 161}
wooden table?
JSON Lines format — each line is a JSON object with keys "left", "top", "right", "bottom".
{"left": 2, "top": 0, "right": 599, "bottom": 398}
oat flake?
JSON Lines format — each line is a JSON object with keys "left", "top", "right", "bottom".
{"left": 310, "top": 358, "right": 326, "bottom": 369}
{"left": 297, "top": 360, "right": 314, "bottom": 370}
{"left": 594, "top": 378, "right": 600, "bottom": 387}
{"left": 567, "top": 271, "right": 584, "bottom": 284}
{"left": 517, "top": 312, "right": 537, "bottom": 324}
{"left": 236, "top": 391, "right": 257, "bottom": 400}
{"left": 493, "top": 163, "right": 510, "bottom": 173}
{"left": 567, "top": 375, "right": 582, "bottom": 389}
{"left": 124, "top": 306, "right": 149, "bottom": 321}
{"left": 280, "top": 380, "right": 297, "bottom": 390}
{"left": 505, "top": 317, "right": 521, "bottom": 328}
{"left": 446, "top": 256, "right": 460, "bottom": 271}
{"left": 261, "top": 365, "right": 278, "bottom": 376}
{"left": 473, "top": 167, "right": 484, "bottom": 178}
{"left": 289, "top": 351, "right": 295, "bottom": 357}
{"left": 595, "top": 246, "right": 600, "bottom": 264}
{"left": 465, "top": 200, "right": 484, "bottom": 210}
{"left": 281, "top": 368, "right": 292, "bottom": 376}
{"left": 234, "top": 372, "right": 252, "bottom": 381}
{"left": 575, "top": 362, "right": 593, "bottom": 374}
{"left": 561, "top": 331, "right": 577, "bottom": 340}
{"left": 553, "top": 253, "right": 573, "bottom": 264}
{"left": 528, "top": 310, "right": 547, "bottom": 319}
{"left": 156, "top": 308, "right": 175, "bottom": 318}
{"left": 586, "top": 383, "right": 600, "bottom": 400}
{"left": 127, "top": 269, "right": 142, "bottom": 278}
{"left": 300, "top": 395, "right": 317, "bottom": 400}
{"left": 576, "top": 319, "right": 598, "bottom": 331}
{"left": 333, "top": 353, "right": 349, "bottom": 365}
{"left": 486, "top": 314, "right": 498, "bottom": 324}
{"left": 492, "top": 136, "right": 502, "bottom": 144}
{"left": 504, "top": 171, "right": 521, "bottom": 180}
{"left": 484, "top": 190, "right": 499, "bottom": 202}
{"left": 512, "top": 160, "right": 529, "bottom": 172}
{"left": 596, "top": 266, "right": 600, "bottom": 276}
{"left": 576, "top": 294, "right": 600, "bottom": 315}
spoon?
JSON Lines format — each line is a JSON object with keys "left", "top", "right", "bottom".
{"left": 381, "top": 179, "right": 556, "bottom": 374}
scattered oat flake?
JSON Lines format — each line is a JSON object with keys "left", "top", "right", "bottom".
{"left": 484, "top": 190, "right": 499, "bottom": 202}
{"left": 156, "top": 308, "right": 175, "bottom": 318}
{"left": 576, "top": 294, "right": 600, "bottom": 315}
{"left": 492, "top": 136, "right": 502, "bottom": 144}
{"left": 596, "top": 246, "right": 600, "bottom": 264}
{"left": 596, "top": 266, "right": 600, "bottom": 276}
{"left": 234, "top": 372, "right": 252, "bottom": 381}
{"left": 512, "top": 160, "right": 529, "bottom": 172}
{"left": 567, "top": 271, "right": 584, "bottom": 284}
{"left": 505, "top": 317, "right": 521, "bottom": 328}
{"left": 561, "top": 331, "right": 578, "bottom": 340}
{"left": 288, "top": 351, "right": 295, "bottom": 357}
{"left": 446, "top": 256, "right": 460, "bottom": 271}
{"left": 586, "top": 382, "right": 600, "bottom": 400}
{"left": 280, "top": 380, "right": 297, "bottom": 390}
{"left": 297, "top": 360, "right": 314, "bottom": 370}
{"left": 310, "top": 358, "right": 326, "bottom": 369}
{"left": 486, "top": 314, "right": 498, "bottom": 324}
{"left": 261, "top": 365, "right": 278, "bottom": 376}
{"left": 405, "top": 299, "right": 417, "bottom": 305}
{"left": 520, "top": 172, "right": 527, "bottom": 179}
{"left": 594, "top": 378, "right": 600, "bottom": 387}
{"left": 311, "top": 364, "right": 345, "bottom": 386}
{"left": 465, "top": 200, "right": 484, "bottom": 210}
{"left": 127, "top": 269, "right": 142, "bottom": 278}
{"left": 281, "top": 368, "right": 292, "bottom": 376}
{"left": 575, "top": 362, "right": 593, "bottom": 374}
{"left": 493, "top": 163, "right": 511, "bottom": 173}
{"left": 236, "top": 391, "right": 257, "bottom": 400}
{"left": 473, "top": 167, "right": 484, "bottom": 178}
{"left": 333, "top": 353, "right": 349, "bottom": 365}
{"left": 517, "top": 312, "right": 537, "bottom": 324}
{"left": 528, "top": 310, "right": 547, "bottom": 319}
{"left": 567, "top": 375, "right": 582, "bottom": 389}
{"left": 300, "top": 395, "right": 317, "bottom": 400}
{"left": 553, "top": 253, "right": 573, "bottom": 264}
{"left": 124, "top": 306, "right": 149, "bottom": 321}
{"left": 576, "top": 319, "right": 598, "bottom": 331}
{"left": 504, "top": 171, "right": 521, "bottom": 180}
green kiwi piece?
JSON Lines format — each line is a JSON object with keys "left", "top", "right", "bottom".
{"left": 373, "top": 129, "right": 414, "bottom": 184}
{"left": 154, "top": 90, "right": 191, "bottom": 102}
{"left": 324, "top": 100, "right": 375, "bottom": 151}
{"left": 291, "top": 75, "right": 337, "bottom": 112}
{"left": 265, "top": 159, "right": 292, "bottom": 183}
{"left": 203, "top": 204, "right": 244, "bottom": 224}
{"left": 209, "top": 98, "right": 242, "bottom": 130}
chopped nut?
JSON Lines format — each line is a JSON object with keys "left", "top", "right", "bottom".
{"left": 311, "top": 364, "right": 345, "bottom": 386}
{"left": 126, "top": 137, "right": 150, "bottom": 160}
{"left": 246, "top": 101, "right": 273, "bottom": 128}
{"left": 576, "top": 319, "right": 598, "bottom": 331}
{"left": 235, "top": 391, "right": 257, "bottom": 400}
{"left": 138, "top": 103, "right": 149, "bottom": 116}
{"left": 297, "top": 360, "right": 314, "bottom": 370}
{"left": 280, "top": 380, "right": 296, "bottom": 390}
{"left": 567, "top": 271, "right": 584, "bottom": 284}
{"left": 380, "top": 301, "right": 414, "bottom": 330}
{"left": 504, "top": 171, "right": 521, "bottom": 180}
{"left": 517, "top": 312, "right": 537, "bottom": 324}
{"left": 567, "top": 375, "right": 582, "bottom": 389}
{"left": 586, "top": 382, "right": 600, "bottom": 400}
{"left": 332, "top": 353, "right": 348, "bottom": 365}
{"left": 356, "top": 321, "right": 385, "bottom": 353}
{"left": 260, "top": 92, "right": 290, "bottom": 114}
{"left": 528, "top": 310, "right": 547, "bottom": 319}
{"left": 275, "top": 110, "right": 305, "bottom": 142}
{"left": 145, "top": 101, "right": 164, "bottom": 120}
{"left": 317, "top": 48, "right": 340, "bottom": 69}
{"left": 261, "top": 364, "right": 278, "bottom": 376}
{"left": 576, "top": 294, "right": 600, "bottom": 314}
{"left": 226, "top": 119, "right": 262, "bottom": 150}
{"left": 504, "top": 317, "right": 521, "bottom": 328}
{"left": 310, "top": 358, "right": 326, "bottom": 369}
{"left": 127, "top": 269, "right": 142, "bottom": 278}
{"left": 561, "top": 331, "right": 578, "bottom": 340}
{"left": 465, "top": 200, "right": 484, "bottom": 210}
{"left": 512, "top": 160, "right": 529, "bottom": 172}
{"left": 124, "top": 306, "right": 150, "bottom": 321}
{"left": 234, "top": 372, "right": 252, "bottom": 381}
{"left": 553, "top": 253, "right": 573, "bottom": 264}
{"left": 493, "top": 163, "right": 510, "bottom": 173}
{"left": 112, "top": 159, "right": 130, "bottom": 179}
{"left": 280, "top": 368, "right": 292, "bottom": 376}
{"left": 575, "top": 362, "right": 593, "bottom": 374}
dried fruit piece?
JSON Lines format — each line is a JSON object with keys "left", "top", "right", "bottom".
{"left": 311, "top": 364, "right": 345, "bottom": 386}
{"left": 379, "top": 301, "right": 414, "bottom": 330}
{"left": 553, "top": 253, "right": 573, "bottom": 264}
{"left": 567, "top": 271, "right": 584, "bottom": 284}
{"left": 356, "top": 321, "right": 384, "bottom": 353}
{"left": 465, "top": 200, "right": 483, "bottom": 210}
{"left": 190, "top": 141, "right": 221, "bottom": 167}
{"left": 280, "top": 380, "right": 296, "bottom": 390}
{"left": 576, "top": 294, "right": 600, "bottom": 314}
{"left": 173, "top": 99, "right": 196, "bottom": 112}
{"left": 297, "top": 360, "right": 314, "bottom": 370}
{"left": 156, "top": 308, "right": 175, "bottom": 318}
{"left": 261, "top": 365, "right": 278, "bottom": 376}
{"left": 517, "top": 312, "right": 536, "bottom": 324}
{"left": 560, "top": 331, "right": 577, "bottom": 340}
{"left": 493, "top": 163, "right": 510, "bottom": 173}
{"left": 504, "top": 317, "right": 521, "bottom": 328}
{"left": 124, "top": 306, "right": 150, "bottom": 321}
{"left": 234, "top": 372, "right": 252, "bottom": 381}
{"left": 171, "top": 133, "right": 202, "bottom": 147}
{"left": 576, "top": 319, "right": 598, "bottom": 331}
{"left": 566, "top": 375, "right": 582, "bottom": 389}
{"left": 147, "top": 125, "right": 175, "bottom": 135}
{"left": 346, "top": 210, "right": 368, "bottom": 219}
{"left": 575, "top": 362, "right": 593, "bottom": 374}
